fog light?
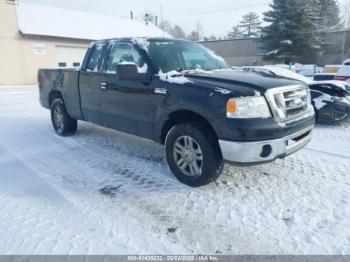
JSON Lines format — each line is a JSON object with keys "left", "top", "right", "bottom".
{"left": 260, "top": 145, "right": 272, "bottom": 158}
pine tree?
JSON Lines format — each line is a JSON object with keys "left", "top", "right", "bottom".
{"left": 308, "top": 0, "right": 341, "bottom": 31}
{"left": 172, "top": 25, "right": 186, "bottom": 39}
{"left": 227, "top": 26, "right": 243, "bottom": 39}
{"left": 238, "top": 12, "right": 262, "bottom": 38}
{"left": 261, "top": 0, "right": 319, "bottom": 64}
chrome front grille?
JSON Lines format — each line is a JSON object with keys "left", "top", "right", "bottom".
{"left": 265, "top": 85, "right": 314, "bottom": 124}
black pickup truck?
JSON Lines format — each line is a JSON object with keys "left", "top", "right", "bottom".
{"left": 38, "top": 38, "right": 315, "bottom": 187}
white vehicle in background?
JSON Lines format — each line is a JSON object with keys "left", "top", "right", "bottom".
{"left": 313, "top": 73, "right": 336, "bottom": 81}
{"left": 241, "top": 65, "right": 311, "bottom": 83}
{"left": 295, "top": 64, "right": 323, "bottom": 77}
{"left": 335, "top": 59, "right": 350, "bottom": 83}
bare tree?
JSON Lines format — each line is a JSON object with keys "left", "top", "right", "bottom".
{"left": 172, "top": 25, "right": 186, "bottom": 39}
{"left": 195, "top": 22, "right": 203, "bottom": 41}
{"left": 187, "top": 30, "right": 200, "bottom": 41}
{"left": 187, "top": 22, "right": 203, "bottom": 41}
{"left": 340, "top": 0, "right": 350, "bottom": 59}
{"left": 227, "top": 25, "right": 243, "bottom": 39}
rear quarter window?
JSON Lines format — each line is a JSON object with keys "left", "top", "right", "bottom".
{"left": 86, "top": 43, "right": 105, "bottom": 72}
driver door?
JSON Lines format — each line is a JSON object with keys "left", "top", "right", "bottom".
{"left": 100, "top": 41, "right": 154, "bottom": 139}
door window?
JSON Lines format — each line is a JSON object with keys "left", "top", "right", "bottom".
{"left": 86, "top": 43, "right": 105, "bottom": 72}
{"left": 106, "top": 42, "right": 145, "bottom": 74}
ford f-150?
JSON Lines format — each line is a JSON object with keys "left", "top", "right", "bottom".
{"left": 38, "top": 38, "right": 315, "bottom": 187}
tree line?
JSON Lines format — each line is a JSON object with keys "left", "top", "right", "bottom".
{"left": 143, "top": 0, "right": 350, "bottom": 64}
{"left": 227, "top": 0, "right": 349, "bottom": 64}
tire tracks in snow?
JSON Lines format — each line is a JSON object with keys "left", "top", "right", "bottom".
{"left": 0, "top": 118, "right": 286, "bottom": 254}
{"left": 1, "top": 87, "right": 350, "bottom": 254}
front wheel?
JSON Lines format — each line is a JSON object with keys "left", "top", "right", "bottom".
{"left": 165, "top": 122, "right": 224, "bottom": 187}
{"left": 51, "top": 98, "right": 77, "bottom": 136}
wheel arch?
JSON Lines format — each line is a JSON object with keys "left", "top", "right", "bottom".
{"left": 49, "top": 90, "right": 64, "bottom": 107}
{"left": 160, "top": 110, "right": 219, "bottom": 146}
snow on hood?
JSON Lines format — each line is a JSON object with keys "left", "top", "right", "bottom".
{"left": 280, "top": 40, "right": 293, "bottom": 45}
{"left": 261, "top": 66, "right": 312, "bottom": 83}
{"left": 255, "top": 66, "right": 350, "bottom": 92}
{"left": 157, "top": 71, "right": 193, "bottom": 84}
{"left": 157, "top": 68, "right": 234, "bottom": 85}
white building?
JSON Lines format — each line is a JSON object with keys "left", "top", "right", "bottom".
{"left": 0, "top": 0, "right": 166, "bottom": 85}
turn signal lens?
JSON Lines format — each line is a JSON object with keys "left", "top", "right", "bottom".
{"left": 227, "top": 100, "right": 237, "bottom": 113}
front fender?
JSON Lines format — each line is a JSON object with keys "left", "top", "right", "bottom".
{"left": 153, "top": 79, "right": 227, "bottom": 142}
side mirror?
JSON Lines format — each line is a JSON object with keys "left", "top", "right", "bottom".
{"left": 116, "top": 63, "right": 149, "bottom": 82}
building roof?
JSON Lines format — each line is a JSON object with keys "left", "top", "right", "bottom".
{"left": 16, "top": 3, "right": 168, "bottom": 40}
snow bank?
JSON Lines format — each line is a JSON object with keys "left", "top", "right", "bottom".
{"left": 280, "top": 40, "right": 293, "bottom": 45}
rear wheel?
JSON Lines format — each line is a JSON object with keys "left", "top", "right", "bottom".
{"left": 165, "top": 122, "right": 223, "bottom": 187}
{"left": 50, "top": 98, "right": 77, "bottom": 136}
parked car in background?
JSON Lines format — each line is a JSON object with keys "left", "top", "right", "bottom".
{"left": 313, "top": 73, "right": 336, "bottom": 81}
{"left": 335, "top": 59, "right": 350, "bottom": 83}
{"left": 241, "top": 65, "right": 350, "bottom": 125}
{"left": 241, "top": 65, "right": 310, "bottom": 82}
{"left": 295, "top": 64, "right": 323, "bottom": 77}
{"left": 325, "top": 64, "right": 341, "bottom": 74}
{"left": 309, "top": 81, "right": 350, "bottom": 124}
{"left": 38, "top": 38, "right": 315, "bottom": 187}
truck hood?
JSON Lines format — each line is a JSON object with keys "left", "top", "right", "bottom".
{"left": 184, "top": 69, "right": 304, "bottom": 95}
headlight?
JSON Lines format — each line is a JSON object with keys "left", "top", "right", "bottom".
{"left": 226, "top": 97, "right": 271, "bottom": 119}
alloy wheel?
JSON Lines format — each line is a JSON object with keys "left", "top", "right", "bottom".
{"left": 173, "top": 135, "right": 203, "bottom": 177}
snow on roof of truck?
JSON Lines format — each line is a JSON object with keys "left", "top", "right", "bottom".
{"left": 16, "top": 3, "right": 169, "bottom": 40}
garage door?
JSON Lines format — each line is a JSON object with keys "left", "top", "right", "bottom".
{"left": 56, "top": 46, "right": 87, "bottom": 68}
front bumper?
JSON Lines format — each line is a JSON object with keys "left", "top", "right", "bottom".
{"left": 219, "top": 126, "right": 313, "bottom": 164}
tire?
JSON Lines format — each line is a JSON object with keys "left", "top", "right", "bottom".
{"left": 50, "top": 98, "right": 77, "bottom": 136}
{"left": 165, "top": 122, "right": 224, "bottom": 187}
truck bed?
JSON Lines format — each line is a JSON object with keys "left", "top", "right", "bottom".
{"left": 38, "top": 68, "right": 84, "bottom": 120}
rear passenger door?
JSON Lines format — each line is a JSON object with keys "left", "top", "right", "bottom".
{"left": 79, "top": 42, "right": 107, "bottom": 125}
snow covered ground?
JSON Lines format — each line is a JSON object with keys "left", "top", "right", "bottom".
{"left": 0, "top": 86, "right": 350, "bottom": 255}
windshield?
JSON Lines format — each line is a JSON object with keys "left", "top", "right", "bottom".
{"left": 146, "top": 40, "right": 228, "bottom": 73}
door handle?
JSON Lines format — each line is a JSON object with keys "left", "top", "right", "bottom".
{"left": 100, "top": 82, "right": 107, "bottom": 90}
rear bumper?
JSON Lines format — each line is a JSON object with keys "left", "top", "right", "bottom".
{"left": 219, "top": 126, "right": 313, "bottom": 164}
